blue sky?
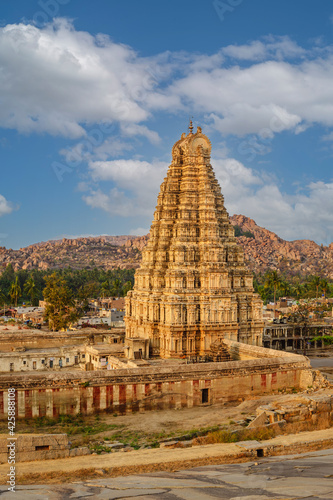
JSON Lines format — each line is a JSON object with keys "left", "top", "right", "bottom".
{"left": 1, "top": 0, "right": 333, "bottom": 249}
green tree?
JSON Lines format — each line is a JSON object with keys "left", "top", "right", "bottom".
{"left": 43, "top": 273, "right": 79, "bottom": 331}
{"left": 320, "top": 278, "right": 329, "bottom": 299}
{"left": 0, "top": 288, "right": 7, "bottom": 306}
{"left": 264, "top": 270, "right": 282, "bottom": 316}
{"left": 279, "top": 280, "right": 291, "bottom": 297}
{"left": 256, "top": 285, "right": 270, "bottom": 304}
{"left": 1, "top": 263, "right": 15, "bottom": 283}
{"left": 100, "top": 281, "right": 110, "bottom": 299}
{"left": 311, "top": 334, "right": 333, "bottom": 346}
{"left": 311, "top": 275, "right": 321, "bottom": 299}
{"left": 10, "top": 276, "right": 21, "bottom": 307}
{"left": 23, "top": 276, "right": 38, "bottom": 306}
{"left": 122, "top": 280, "right": 133, "bottom": 296}
{"left": 111, "top": 278, "right": 122, "bottom": 297}
{"left": 292, "top": 281, "right": 303, "bottom": 300}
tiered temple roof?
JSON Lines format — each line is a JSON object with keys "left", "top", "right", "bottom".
{"left": 125, "top": 124, "right": 263, "bottom": 358}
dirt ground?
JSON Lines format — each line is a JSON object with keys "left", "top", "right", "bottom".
{"left": 0, "top": 357, "right": 332, "bottom": 484}
{"left": 0, "top": 387, "right": 330, "bottom": 448}
{"left": 0, "top": 393, "right": 332, "bottom": 485}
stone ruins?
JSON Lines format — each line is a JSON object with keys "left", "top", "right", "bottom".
{"left": 0, "top": 125, "right": 324, "bottom": 423}
{"left": 125, "top": 124, "right": 264, "bottom": 357}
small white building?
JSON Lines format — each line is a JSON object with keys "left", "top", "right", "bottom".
{"left": 0, "top": 346, "right": 83, "bottom": 373}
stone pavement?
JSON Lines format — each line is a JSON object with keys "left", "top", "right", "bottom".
{"left": 1, "top": 448, "right": 333, "bottom": 499}
{"left": 1, "top": 427, "right": 332, "bottom": 480}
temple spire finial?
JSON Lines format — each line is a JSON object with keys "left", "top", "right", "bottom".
{"left": 188, "top": 118, "right": 193, "bottom": 134}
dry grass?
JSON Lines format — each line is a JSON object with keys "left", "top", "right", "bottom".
{"left": 194, "top": 426, "right": 277, "bottom": 445}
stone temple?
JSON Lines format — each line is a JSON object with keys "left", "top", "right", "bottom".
{"left": 125, "top": 124, "right": 264, "bottom": 358}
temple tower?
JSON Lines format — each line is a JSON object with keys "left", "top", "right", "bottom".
{"left": 125, "top": 124, "right": 263, "bottom": 358}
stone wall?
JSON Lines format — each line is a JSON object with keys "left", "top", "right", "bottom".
{"left": 0, "top": 434, "right": 90, "bottom": 463}
{"left": 0, "top": 329, "right": 123, "bottom": 353}
{"left": 0, "top": 343, "right": 313, "bottom": 420}
{"left": 248, "top": 394, "right": 333, "bottom": 434}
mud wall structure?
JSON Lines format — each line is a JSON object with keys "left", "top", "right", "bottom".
{"left": 0, "top": 343, "right": 313, "bottom": 420}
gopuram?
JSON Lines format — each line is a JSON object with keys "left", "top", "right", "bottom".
{"left": 125, "top": 123, "right": 264, "bottom": 358}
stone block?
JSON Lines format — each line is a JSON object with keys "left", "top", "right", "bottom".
{"left": 247, "top": 411, "right": 268, "bottom": 428}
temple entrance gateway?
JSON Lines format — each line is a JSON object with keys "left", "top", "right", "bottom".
{"left": 125, "top": 124, "right": 264, "bottom": 358}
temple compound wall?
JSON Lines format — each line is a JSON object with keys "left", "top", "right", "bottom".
{"left": 125, "top": 125, "right": 263, "bottom": 358}
{"left": 0, "top": 342, "right": 314, "bottom": 420}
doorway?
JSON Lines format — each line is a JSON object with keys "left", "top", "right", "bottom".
{"left": 201, "top": 388, "right": 209, "bottom": 404}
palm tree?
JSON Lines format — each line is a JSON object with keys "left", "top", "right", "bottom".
{"left": 10, "top": 277, "right": 21, "bottom": 307}
{"left": 320, "top": 278, "right": 329, "bottom": 299}
{"left": 111, "top": 279, "right": 122, "bottom": 297}
{"left": 292, "top": 281, "right": 303, "bottom": 300}
{"left": 0, "top": 289, "right": 7, "bottom": 316}
{"left": 279, "top": 280, "right": 291, "bottom": 297}
{"left": 122, "top": 281, "right": 133, "bottom": 296}
{"left": 0, "top": 288, "right": 6, "bottom": 305}
{"left": 100, "top": 281, "right": 110, "bottom": 299}
{"left": 264, "top": 270, "right": 282, "bottom": 318}
{"left": 311, "top": 276, "right": 321, "bottom": 299}
{"left": 24, "top": 277, "right": 38, "bottom": 305}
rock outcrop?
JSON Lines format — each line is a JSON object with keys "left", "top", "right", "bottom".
{"left": 229, "top": 215, "right": 333, "bottom": 278}
{"left": 0, "top": 236, "right": 142, "bottom": 272}
{"left": 1, "top": 218, "right": 333, "bottom": 278}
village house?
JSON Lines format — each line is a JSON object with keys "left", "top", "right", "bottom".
{"left": 0, "top": 346, "right": 83, "bottom": 373}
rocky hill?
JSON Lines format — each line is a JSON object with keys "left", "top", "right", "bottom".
{"left": 230, "top": 215, "right": 333, "bottom": 278}
{"left": 0, "top": 236, "right": 143, "bottom": 272}
{"left": 1, "top": 216, "right": 333, "bottom": 278}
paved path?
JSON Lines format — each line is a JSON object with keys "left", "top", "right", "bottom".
{"left": 1, "top": 448, "right": 333, "bottom": 499}
{"left": 310, "top": 356, "right": 333, "bottom": 368}
{"left": 1, "top": 428, "right": 332, "bottom": 481}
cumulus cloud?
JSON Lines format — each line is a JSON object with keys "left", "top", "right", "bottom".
{"left": 120, "top": 123, "right": 161, "bottom": 144}
{"left": 1, "top": 21, "right": 333, "bottom": 242}
{"left": 214, "top": 159, "right": 333, "bottom": 244}
{"left": 0, "top": 19, "right": 159, "bottom": 137}
{"left": 167, "top": 54, "right": 333, "bottom": 136}
{"left": 2, "top": 22, "right": 333, "bottom": 141}
{"left": 83, "top": 159, "right": 168, "bottom": 216}
{"left": 0, "top": 194, "right": 15, "bottom": 217}
{"left": 60, "top": 136, "right": 133, "bottom": 166}
{"left": 82, "top": 156, "right": 333, "bottom": 244}
{"left": 222, "top": 36, "right": 306, "bottom": 61}
{"left": 88, "top": 158, "right": 168, "bottom": 188}
{"left": 129, "top": 227, "right": 150, "bottom": 236}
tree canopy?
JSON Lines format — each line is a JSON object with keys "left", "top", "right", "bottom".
{"left": 43, "top": 273, "right": 79, "bottom": 331}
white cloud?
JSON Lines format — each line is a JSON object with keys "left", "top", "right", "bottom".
{"left": 2, "top": 22, "right": 333, "bottom": 143}
{"left": 212, "top": 159, "right": 333, "bottom": 244}
{"left": 0, "top": 195, "right": 14, "bottom": 217}
{"left": 83, "top": 159, "right": 168, "bottom": 217}
{"left": 209, "top": 104, "right": 301, "bottom": 137}
{"left": 222, "top": 36, "right": 305, "bottom": 61}
{"left": 1, "top": 21, "right": 333, "bottom": 243}
{"left": 167, "top": 54, "right": 333, "bottom": 136}
{"left": 120, "top": 123, "right": 161, "bottom": 144}
{"left": 129, "top": 227, "right": 149, "bottom": 236}
{"left": 82, "top": 155, "right": 333, "bottom": 244}
{"left": 83, "top": 188, "right": 138, "bottom": 217}
{"left": 322, "top": 131, "right": 333, "bottom": 142}
{"left": 88, "top": 158, "right": 168, "bottom": 190}
{"left": 60, "top": 136, "right": 133, "bottom": 166}
{"left": 0, "top": 19, "right": 157, "bottom": 137}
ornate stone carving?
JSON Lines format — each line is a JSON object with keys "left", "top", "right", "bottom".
{"left": 125, "top": 126, "right": 264, "bottom": 358}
